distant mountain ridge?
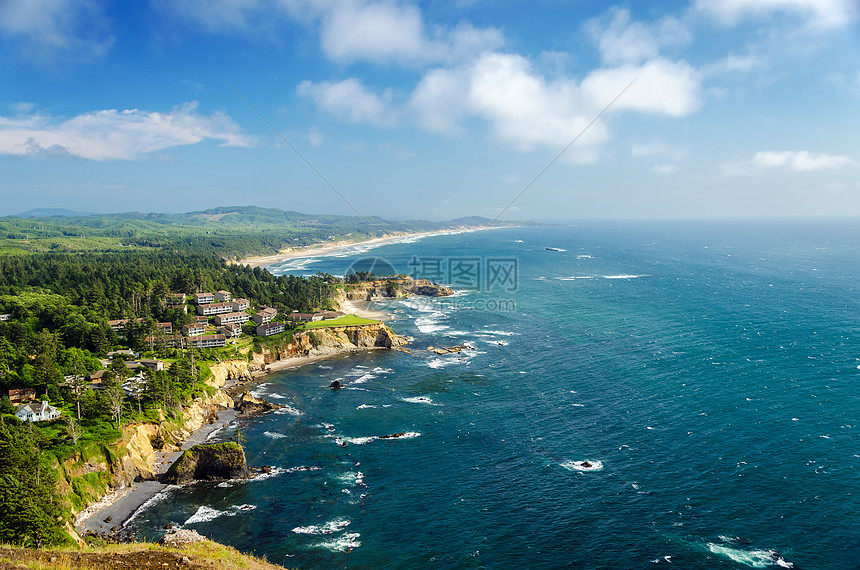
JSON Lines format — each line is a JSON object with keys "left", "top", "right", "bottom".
{"left": 16, "top": 208, "right": 93, "bottom": 218}
{"left": 0, "top": 205, "right": 527, "bottom": 258}
{"left": 11, "top": 205, "right": 509, "bottom": 229}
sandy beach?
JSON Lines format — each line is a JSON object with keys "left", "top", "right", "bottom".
{"left": 76, "top": 342, "right": 391, "bottom": 534}
{"left": 234, "top": 226, "right": 496, "bottom": 269}
{"left": 76, "top": 408, "right": 239, "bottom": 535}
{"left": 339, "top": 298, "right": 390, "bottom": 320}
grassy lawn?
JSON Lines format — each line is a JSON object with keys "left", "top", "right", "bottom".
{"left": 297, "top": 315, "right": 380, "bottom": 329}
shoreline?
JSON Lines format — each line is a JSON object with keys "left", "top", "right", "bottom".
{"left": 78, "top": 241, "right": 443, "bottom": 535}
{"left": 76, "top": 320, "right": 398, "bottom": 534}
{"left": 234, "top": 226, "right": 500, "bottom": 269}
{"left": 76, "top": 408, "right": 239, "bottom": 535}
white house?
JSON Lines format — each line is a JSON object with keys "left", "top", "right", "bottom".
{"left": 15, "top": 401, "right": 61, "bottom": 422}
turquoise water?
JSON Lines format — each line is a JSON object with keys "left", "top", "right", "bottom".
{"left": 135, "top": 222, "right": 860, "bottom": 568}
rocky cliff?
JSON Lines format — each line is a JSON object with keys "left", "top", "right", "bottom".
{"left": 158, "top": 389, "right": 234, "bottom": 450}
{"left": 249, "top": 323, "right": 406, "bottom": 368}
{"left": 207, "top": 360, "right": 254, "bottom": 389}
{"left": 162, "top": 442, "right": 250, "bottom": 485}
{"left": 338, "top": 276, "right": 454, "bottom": 301}
{"left": 65, "top": 388, "right": 235, "bottom": 532}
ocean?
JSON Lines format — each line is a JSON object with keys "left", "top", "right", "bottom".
{"left": 134, "top": 221, "right": 860, "bottom": 569}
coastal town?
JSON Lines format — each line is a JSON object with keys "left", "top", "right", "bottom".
{"left": 4, "top": 285, "right": 381, "bottom": 424}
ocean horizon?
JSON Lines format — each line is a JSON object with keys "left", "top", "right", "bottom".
{"left": 134, "top": 220, "right": 860, "bottom": 569}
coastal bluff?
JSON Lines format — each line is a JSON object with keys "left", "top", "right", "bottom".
{"left": 338, "top": 276, "right": 454, "bottom": 301}
{"left": 162, "top": 442, "right": 250, "bottom": 485}
{"left": 249, "top": 322, "right": 406, "bottom": 368}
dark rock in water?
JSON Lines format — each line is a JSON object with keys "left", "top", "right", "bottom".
{"left": 235, "top": 391, "right": 281, "bottom": 416}
{"left": 378, "top": 432, "right": 407, "bottom": 439}
{"left": 329, "top": 380, "right": 342, "bottom": 389}
{"left": 162, "top": 442, "right": 250, "bottom": 484}
{"left": 428, "top": 344, "right": 468, "bottom": 355}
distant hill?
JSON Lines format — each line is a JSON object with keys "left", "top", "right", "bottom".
{"left": 0, "top": 205, "right": 530, "bottom": 259}
{"left": 16, "top": 208, "right": 92, "bottom": 218}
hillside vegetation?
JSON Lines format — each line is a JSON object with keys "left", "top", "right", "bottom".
{"left": 0, "top": 541, "right": 284, "bottom": 569}
{"left": 0, "top": 205, "right": 513, "bottom": 259}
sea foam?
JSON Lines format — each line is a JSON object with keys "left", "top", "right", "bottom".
{"left": 293, "top": 518, "right": 351, "bottom": 535}
{"left": 706, "top": 543, "right": 795, "bottom": 568}
{"left": 313, "top": 532, "right": 361, "bottom": 552}
{"left": 560, "top": 460, "right": 604, "bottom": 472}
{"left": 184, "top": 504, "right": 257, "bottom": 525}
{"left": 263, "top": 431, "right": 288, "bottom": 439}
{"left": 402, "top": 396, "right": 439, "bottom": 405}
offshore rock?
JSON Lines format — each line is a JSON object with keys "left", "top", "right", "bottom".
{"left": 428, "top": 345, "right": 467, "bottom": 355}
{"left": 235, "top": 392, "right": 281, "bottom": 417}
{"left": 162, "top": 442, "right": 250, "bottom": 485}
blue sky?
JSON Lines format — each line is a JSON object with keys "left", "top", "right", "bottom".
{"left": 1, "top": 0, "right": 858, "bottom": 221}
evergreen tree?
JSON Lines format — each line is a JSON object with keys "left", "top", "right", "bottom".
{"left": 0, "top": 419, "right": 71, "bottom": 547}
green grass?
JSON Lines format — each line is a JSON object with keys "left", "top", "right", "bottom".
{"left": 297, "top": 315, "right": 380, "bottom": 329}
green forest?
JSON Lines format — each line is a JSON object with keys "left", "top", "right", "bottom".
{"left": 1, "top": 205, "right": 509, "bottom": 259}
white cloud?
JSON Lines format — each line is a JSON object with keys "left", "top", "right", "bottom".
{"left": 0, "top": 103, "right": 252, "bottom": 161}
{"left": 588, "top": 8, "right": 690, "bottom": 65}
{"left": 295, "top": 6, "right": 701, "bottom": 159}
{"left": 581, "top": 59, "right": 702, "bottom": 117}
{"left": 408, "top": 67, "right": 470, "bottom": 135}
{"left": 297, "top": 79, "right": 397, "bottom": 126}
{"left": 464, "top": 52, "right": 607, "bottom": 155}
{"left": 319, "top": 1, "right": 425, "bottom": 63}
{"left": 281, "top": 0, "right": 503, "bottom": 66}
{"left": 0, "top": 0, "right": 113, "bottom": 62}
{"left": 694, "top": 0, "right": 858, "bottom": 30}
{"left": 407, "top": 52, "right": 701, "bottom": 157}
{"left": 753, "top": 150, "right": 855, "bottom": 171}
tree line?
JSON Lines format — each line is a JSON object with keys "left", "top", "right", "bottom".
{"left": 0, "top": 251, "right": 338, "bottom": 396}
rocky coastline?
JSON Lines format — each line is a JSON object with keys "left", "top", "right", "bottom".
{"left": 74, "top": 321, "right": 408, "bottom": 538}
{"left": 73, "top": 280, "right": 450, "bottom": 544}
